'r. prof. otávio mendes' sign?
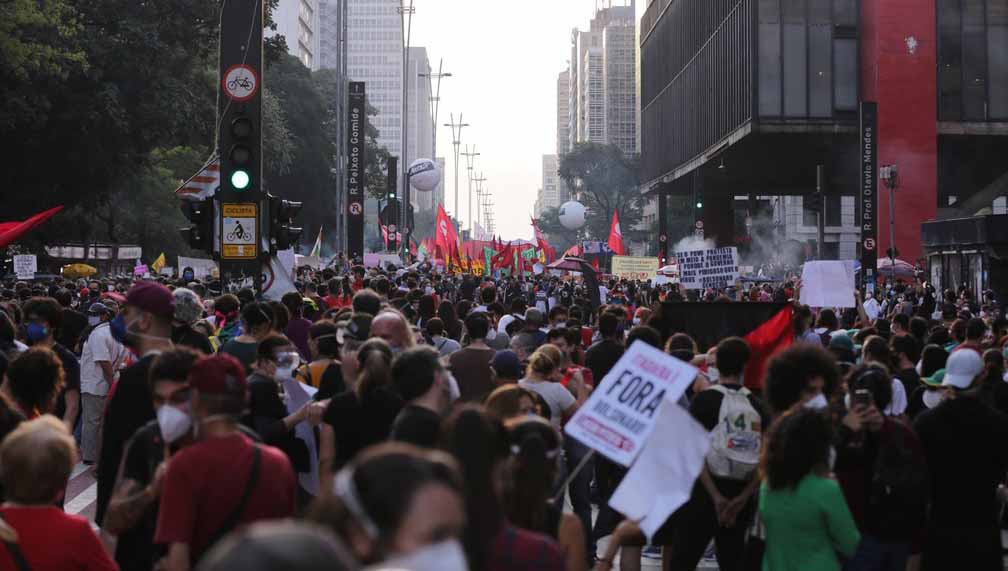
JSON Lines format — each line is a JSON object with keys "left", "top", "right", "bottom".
{"left": 674, "top": 246, "right": 739, "bottom": 290}
{"left": 565, "top": 341, "right": 699, "bottom": 466}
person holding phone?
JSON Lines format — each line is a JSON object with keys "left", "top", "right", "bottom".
{"left": 833, "top": 364, "right": 929, "bottom": 571}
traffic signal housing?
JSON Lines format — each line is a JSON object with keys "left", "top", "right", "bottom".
{"left": 806, "top": 192, "right": 824, "bottom": 212}
{"left": 268, "top": 193, "right": 303, "bottom": 252}
{"left": 180, "top": 199, "right": 215, "bottom": 255}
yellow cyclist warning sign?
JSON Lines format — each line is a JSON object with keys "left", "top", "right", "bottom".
{"left": 221, "top": 203, "right": 257, "bottom": 259}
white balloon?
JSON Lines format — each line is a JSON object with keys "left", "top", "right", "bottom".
{"left": 408, "top": 158, "right": 441, "bottom": 192}
{"left": 558, "top": 200, "right": 586, "bottom": 230}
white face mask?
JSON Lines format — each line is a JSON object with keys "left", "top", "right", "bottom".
{"left": 922, "top": 389, "right": 944, "bottom": 409}
{"left": 87, "top": 315, "right": 101, "bottom": 327}
{"left": 632, "top": 317, "right": 641, "bottom": 326}
{"left": 157, "top": 405, "right": 192, "bottom": 444}
{"left": 374, "top": 540, "right": 468, "bottom": 571}
{"left": 804, "top": 393, "right": 829, "bottom": 410}
{"left": 706, "top": 366, "right": 720, "bottom": 382}
{"left": 425, "top": 286, "right": 434, "bottom": 295}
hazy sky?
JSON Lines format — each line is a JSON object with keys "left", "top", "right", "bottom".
{"left": 408, "top": 0, "right": 642, "bottom": 241}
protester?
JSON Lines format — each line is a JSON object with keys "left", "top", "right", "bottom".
{"left": 484, "top": 384, "right": 539, "bottom": 420}
{"left": 155, "top": 353, "right": 297, "bottom": 570}
{"left": 21, "top": 296, "right": 80, "bottom": 432}
{"left": 518, "top": 345, "right": 583, "bottom": 430}
{"left": 79, "top": 301, "right": 126, "bottom": 465}
{"left": 448, "top": 312, "right": 498, "bottom": 402}
{"left": 307, "top": 443, "right": 467, "bottom": 566}
{"left": 0, "top": 416, "right": 117, "bottom": 571}
{"left": 172, "top": 288, "right": 213, "bottom": 355}
{"left": 585, "top": 312, "right": 624, "bottom": 385}
{"left": 490, "top": 349, "right": 524, "bottom": 384}
{"left": 1, "top": 346, "right": 64, "bottom": 419}
{"left": 195, "top": 521, "right": 358, "bottom": 571}
{"left": 220, "top": 302, "right": 274, "bottom": 372}
{"left": 297, "top": 319, "right": 345, "bottom": 398}
{"left": 427, "top": 317, "right": 462, "bottom": 357}
{"left": 390, "top": 346, "right": 455, "bottom": 448}
{"left": 97, "top": 281, "right": 175, "bottom": 525}
{"left": 759, "top": 408, "right": 860, "bottom": 571}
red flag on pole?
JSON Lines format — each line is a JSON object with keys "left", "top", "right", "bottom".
{"left": 607, "top": 209, "right": 626, "bottom": 255}
{"left": 434, "top": 205, "right": 458, "bottom": 261}
{"left": 743, "top": 306, "right": 795, "bottom": 391}
{"left": 0, "top": 206, "right": 64, "bottom": 249}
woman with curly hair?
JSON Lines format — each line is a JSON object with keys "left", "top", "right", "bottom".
{"left": 1, "top": 346, "right": 65, "bottom": 418}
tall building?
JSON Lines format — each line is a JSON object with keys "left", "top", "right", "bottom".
{"left": 557, "top": 70, "right": 571, "bottom": 156}
{"left": 535, "top": 155, "right": 562, "bottom": 218}
{"left": 406, "top": 47, "right": 435, "bottom": 213}
{"left": 567, "top": 3, "right": 637, "bottom": 154}
{"left": 640, "top": 0, "right": 1008, "bottom": 268}
{"left": 347, "top": 0, "right": 403, "bottom": 156}
{"left": 317, "top": 0, "right": 347, "bottom": 251}
{"left": 271, "top": 0, "right": 321, "bottom": 70}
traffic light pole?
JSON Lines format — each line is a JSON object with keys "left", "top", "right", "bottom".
{"left": 217, "top": 0, "right": 265, "bottom": 293}
{"left": 816, "top": 164, "right": 825, "bottom": 260}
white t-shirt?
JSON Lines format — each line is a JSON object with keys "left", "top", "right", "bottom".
{"left": 884, "top": 378, "right": 908, "bottom": 416}
{"left": 80, "top": 323, "right": 127, "bottom": 396}
{"left": 431, "top": 335, "right": 461, "bottom": 358}
{"left": 498, "top": 313, "right": 519, "bottom": 335}
{"left": 519, "top": 378, "right": 576, "bottom": 430}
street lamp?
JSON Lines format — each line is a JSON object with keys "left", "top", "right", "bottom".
{"left": 880, "top": 164, "right": 899, "bottom": 284}
{"left": 398, "top": 1, "right": 416, "bottom": 259}
{"left": 461, "top": 145, "right": 481, "bottom": 235}
{"left": 419, "top": 64, "right": 451, "bottom": 161}
{"left": 445, "top": 114, "right": 470, "bottom": 222}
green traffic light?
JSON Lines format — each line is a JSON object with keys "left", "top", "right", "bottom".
{"left": 231, "top": 169, "right": 251, "bottom": 190}
{"left": 696, "top": 201, "right": 703, "bottom": 209}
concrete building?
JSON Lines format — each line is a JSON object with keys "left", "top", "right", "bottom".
{"left": 347, "top": 0, "right": 403, "bottom": 156}
{"left": 535, "top": 155, "right": 562, "bottom": 218}
{"left": 271, "top": 0, "right": 321, "bottom": 70}
{"left": 316, "top": 0, "right": 347, "bottom": 251}
{"left": 406, "top": 47, "right": 435, "bottom": 213}
{"left": 641, "top": 0, "right": 1008, "bottom": 269}
{"left": 567, "top": 3, "right": 637, "bottom": 154}
{"left": 557, "top": 70, "right": 571, "bottom": 156}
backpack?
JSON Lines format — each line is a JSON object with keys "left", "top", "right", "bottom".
{"left": 706, "top": 385, "right": 762, "bottom": 480}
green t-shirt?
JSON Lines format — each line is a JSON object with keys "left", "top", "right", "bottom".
{"left": 759, "top": 474, "right": 861, "bottom": 571}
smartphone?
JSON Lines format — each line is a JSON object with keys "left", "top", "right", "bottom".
{"left": 854, "top": 389, "right": 872, "bottom": 408}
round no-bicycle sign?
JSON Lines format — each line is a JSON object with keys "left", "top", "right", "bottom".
{"left": 223, "top": 64, "right": 259, "bottom": 102}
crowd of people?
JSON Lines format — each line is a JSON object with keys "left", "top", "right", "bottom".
{"left": 0, "top": 263, "right": 1005, "bottom": 571}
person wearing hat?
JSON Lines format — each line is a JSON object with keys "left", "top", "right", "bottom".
{"left": 155, "top": 354, "right": 297, "bottom": 569}
{"left": 490, "top": 349, "right": 524, "bottom": 384}
{"left": 96, "top": 281, "right": 176, "bottom": 526}
{"left": 913, "top": 348, "right": 1008, "bottom": 570}
{"left": 79, "top": 302, "right": 127, "bottom": 464}
{"left": 171, "top": 288, "right": 212, "bottom": 356}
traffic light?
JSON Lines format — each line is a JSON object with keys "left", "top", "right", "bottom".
{"left": 696, "top": 195, "right": 704, "bottom": 209}
{"left": 268, "top": 193, "right": 303, "bottom": 252}
{"left": 180, "top": 199, "right": 214, "bottom": 254}
{"left": 806, "top": 192, "right": 823, "bottom": 212}
{"left": 227, "top": 116, "right": 255, "bottom": 191}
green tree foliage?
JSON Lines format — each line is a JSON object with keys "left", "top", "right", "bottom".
{"left": 364, "top": 101, "right": 393, "bottom": 201}
{"left": 557, "top": 143, "right": 644, "bottom": 242}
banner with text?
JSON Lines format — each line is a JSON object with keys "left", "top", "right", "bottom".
{"left": 674, "top": 246, "right": 739, "bottom": 290}
{"left": 564, "top": 341, "right": 698, "bottom": 466}
{"left": 611, "top": 256, "right": 660, "bottom": 281}
{"left": 13, "top": 255, "right": 37, "bottom": 280}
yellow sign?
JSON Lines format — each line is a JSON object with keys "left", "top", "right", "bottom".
{"left": 221, "top": 203, "right": 258, "bottom": 259}
{"left": 611, "top": 256, "right": 660, "bottom": 281}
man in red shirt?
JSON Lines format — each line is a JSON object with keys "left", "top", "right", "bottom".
{"left": 155, "top": 354, "right": 296, "bottom": 570}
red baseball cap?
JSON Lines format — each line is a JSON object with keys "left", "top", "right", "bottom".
{"left": 187, "top": 354, "right": 248, "bottom": 397}
{"left": 125, "top": 282, "right": 174, "bottom": 317}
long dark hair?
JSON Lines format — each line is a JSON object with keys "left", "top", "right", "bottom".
{"left": 761, "top": 408, "right": 832, "bottom": 490}
{"left": 418, "top": 294, "right": 437, "bottom": 326}
{"left": 438, "top": 302, "right": 461, "bottom": 340}
{"left": 503, "top": 417, "right": 561, "bottom": 534}
{"left": 354, "top": 338, "right": 393, "bottom": 400}
{"left": 440, "top": 406, "right": 509, "bottom": 571}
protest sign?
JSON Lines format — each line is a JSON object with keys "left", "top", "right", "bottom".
{"left": 133, "top": 264, "right": 149, "bottom": 276}
{"left": 13, "top": 255, "right": 37, "bottom": 280}
{"left": 178, "top": 256, "right": 217, "bottom": 280}
{"left": 281, "top": 376, "right": 320, "bottom": 496}
{"left": 611, "top": 256, "right": 660, "bottom": 281}
{"left": 564, "top": 340, "right": 698, "bottom": 466}
{"left": 609, "top": 401, "right": 710, "bottom": 540}
{"left": 674, "top": 246, "right": 739, "bottom": 290}
{"left": 800, "top": 260, "right": 856, "bottom": 308}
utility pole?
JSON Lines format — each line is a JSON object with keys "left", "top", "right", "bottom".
{"left": 473, "top": 174, "right": 487, "bottom": 236}
{"left": 398, "top": 0, "right": 415, "bottom": 259}
{"left": 444, "top": 113, "right": 469, "bottom": 220}
{"left": 419, "top": 60, "right": 451, "bottom": 163}
{"left": 816, "top": 164, "right": 825, "bottom": 260}
{"left": 461, "top": 145, "right": 480, "bottom": 234}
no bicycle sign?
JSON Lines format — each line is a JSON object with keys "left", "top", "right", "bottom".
{"left": 565, "top": 341, "right": 699, "bottom": 466}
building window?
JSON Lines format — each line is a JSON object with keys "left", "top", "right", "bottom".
{"left": 782, "top": 0, "right": 808, "bottom": 117}
{"left": 833, "top": 38, "right": 857, "bottom": 110}
{"left": 759, "top": 0, "right": 783, "bottom": 116}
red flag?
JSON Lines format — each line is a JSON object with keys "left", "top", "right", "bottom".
{"left": 607, "top": 209, "right": 626, "bottom": 255}
{"left": 743, "top": 306, "right": 795, "bottom": 391}
{"left": 434, "top": 205, "right": 458, "bottom": 260}
{"left": 563, "top": 243, "right": 582, "bottom": 257}
{"left": 0, "top": 206, "right": 64, "bottom": 249}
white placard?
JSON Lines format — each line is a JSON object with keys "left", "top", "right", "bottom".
{"left": 564, "top": 341, "right": 698, "bottom": 467}
{"left": 800, "top": 260, "right": 856, "bottom": 308}
{"left": 281, "top": 376, "right": 320, "bottom": 496}
{"left": 13, "top": 255, "right": 37, "bottom": 279}
{"left": 674, "top": 247, "right": 739, "bottom": 290}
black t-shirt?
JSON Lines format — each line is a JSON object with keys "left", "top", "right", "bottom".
{"left": 58, "top": 308, "right": 88, "bottom": 353}
{"left": 390, "top": 404, "right": 442, "bottom": 449}
{"left": 96, "top": 354, "right": 157, "bottom": 525}
{"left": 172, "top": 325, "right": 213, "bottom": 355}
{"left": 52, "top": 343, "right": 80, "bottom": 420}
{"left": 914, "top": 397, "right": 1008, "bottom": 528}
{"left": 585, "top": 339, "right": 625, "bottom": 386}
{"left": 894, "top": 367, "right": 922, "bottom": 399}
{"left": 243, "top": 373, "right": 309, "bottom": 472}
{"left": 323, "top": 387, "right": 403, "bottom": 471}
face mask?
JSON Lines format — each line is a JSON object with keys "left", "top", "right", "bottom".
{"left": 381, "top": 540, "right": 468, "bottom": 571}
{"left": 109, "top": 314, "right": 133, "bottom": 346}
{"left": 157, "top": 405, "right": 192, "bottom": 444}
{"left": 632, "top": 317, "right": 642, "bottom": 326}
{"left": 706, "top": 366, "right": 719, "bottom": 382}
{"left": 425, "top": 286, "right": 434, "bottom": 295}
{"left": 804, "top": 393, "right": 829, "bottom": 410}
{"left": 26, "top": 322, "right": 49, "bottom": 344}
{"left": 922, "top": 389, "right": 944, "bottom": 409}
{"left": 88, "top": 315, "right": 101, "bottom": 327}
{"left": 274, "top": 352, "right": 300, "bottom": 379}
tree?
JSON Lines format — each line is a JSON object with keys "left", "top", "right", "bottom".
{"left": 364, "top": 101, "right": 393, "bottom": 201}
{"left": 557, "top": 143, "right": 644, "bottom": 243}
